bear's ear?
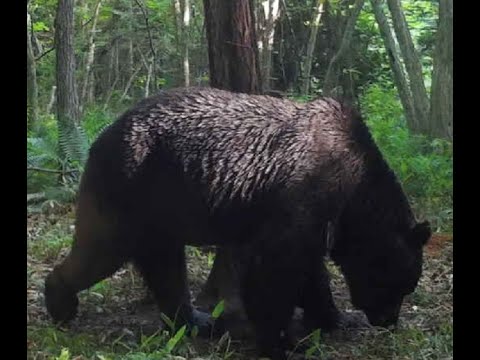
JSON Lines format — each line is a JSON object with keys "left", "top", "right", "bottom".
{"left": 409, "top": 221, "right": 432, "bottom": 247}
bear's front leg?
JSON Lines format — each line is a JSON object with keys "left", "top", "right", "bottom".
{"left": 301, "top": 259, "right": 342, "bottom": 332}
{"left": 301, "top": 259, "right": 369, "bottom": 333}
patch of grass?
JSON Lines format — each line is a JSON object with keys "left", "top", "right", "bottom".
{"left": 28, "top": 220, "right": 74, "bottom": 262}
{"left": 27, "top": 216, "right": 452, "bottom": 360}
{"left": 28, "top": 325, "right": 112, "bottom": 359}
{"left": 410, "top": 288, "right": 434, "bottom": 308}
{"left": 28, "top": 320, "right": 241, "bottom": 360}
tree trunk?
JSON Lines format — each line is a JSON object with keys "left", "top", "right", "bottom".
{"left": 173, "top": 0, "right": 182, "bottom": 84}
{"left": 46, "top": 86, "right": 57, "bottom": 114}
{"left": 429, "top": 0, "right": 452, "bottom": 140}
{"left": 323, "top": 0, "right": 364, "bottom": 96}
{"left": 370, "top": 0, "right": 417, "bottom": 131}
{"left": 55, "top": 0, "right": 80, "bottom": 133}
{"left": 145, "top": 60, "right": 153, "bottom": 98}
{"left": 203, "top": 0, "right": 262, "bottom": 93}
{"left": 81, "top": 0, "right": 103, "bottom": 110}
{"left": 198, "top": 0, "right": 264, "bottom": 327}
{"left": 107, "top": 38, "right": 120, "bottom": 99}
{"left": 183, "top": 0, "right": 191, "bottom": 87}
{"left": 128, "top": 1, "right": 135, "bottom": 79}
{"left": 27, "top": 11, "right": 39, "bottom": 131}
{"left": 303, "top": 0, "right": 325, "bottom": 95}
{"left": 258, "top": 0, "right": 280, "bottom": 90}
{"left": 386, "top": 0, "right": 430, "bottom": 133}
{"left": 120, "top": 63, "right": 143, "bottom": 102}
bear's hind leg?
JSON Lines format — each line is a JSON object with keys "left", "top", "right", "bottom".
{"left": 45, "top": 240, "right": 126, "bottom": 323}
{"left": 45, "top": 192, "right": 127, "bottom": 323}
{"left": 133, "top": 242, "right": 212, "bottom": 334}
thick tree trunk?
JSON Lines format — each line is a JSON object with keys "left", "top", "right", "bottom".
{"left": 323, "top": 0, "right": 364, "bottom": 96}
{"left": 198, "top": 0, "right": 264, "bottom": 329}
{"left": 386, "top": 0, "right": 430, "bottom": 133}
{"left": 27, "top": 11, "right": 39, "bottom": 131}
{"left": 55, "top": 0, "right": 80, "bottom": 132}
{"left": 429, "top": 0, "right": 452, "bottom": 140}
{"left": 371, "top": 0, "right": 417, "bottom": 131}
{"left": 203, "top": 0, "right": 262, "bottom": 93}
{"left": 303, "top": 0, "right": 325, "bottom": 95}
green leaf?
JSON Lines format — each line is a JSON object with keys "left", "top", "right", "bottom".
{"left": 160, "top": 313, "right": 175, "bottom": 332}
{"left": 212, "top": 300, "right": 225, "bottom": 319}
{"left": 190, "top": 325, "right": 199, "bottom": 339}
{"left": 305, "top": 346, "right": 317, "bottom": 358}
{"left": 165, "top": 325, "right": 186, "bottom": 353}
{"left": 33, "top": 21, "right": 49, "bottom": 32}
{"left": 55, "top": 348, "right": 70, "bottom": 360}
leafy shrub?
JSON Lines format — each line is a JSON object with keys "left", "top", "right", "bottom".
{"left": 361, "top": 84, "right": 452, "bottom": 231}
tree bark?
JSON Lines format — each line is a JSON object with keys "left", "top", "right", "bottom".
{"left": 198, "top": 0, "right": 264, "bottom": 330}
{"left": 303, "top": 0, "right": 325, "bottom": 95}
{"left": 203, "top": 0, "right": 262, "bottom": 93}
{"left": 323, "top": 0, "right": 364, "bottom": 96}
{"left": 371, "top": 0, "right": 417, "bottom": 131}
{"left": 145, "top": 60, "right": 153, "bottom": 98}
{"left": 386, "top": 0, "right": 430, "bottom": 133}
{"left": 429, "top": 0, "right": 452, "bottom": 140}
{"left": 258, "top": 0, "right": 281, "bottom": 90}
{"left": 55, "top": 0, "right": 80, "bottom": 133}
{"left": 81, "top": 0, "right": 103, "bottom": 109}
{"left": 183, "top": 0, "right": 191, "bottom": 87}
{"left": 27, "top": 10, "right": 39, "bottom": 131}
{"left": 46, "top": 86, "right": 57, "bottom": 114}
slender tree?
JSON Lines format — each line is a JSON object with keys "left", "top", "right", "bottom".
{"left": 27, "top": 7, "right": 39, "bottom": 131}
{"left": 430, "top": 0, "right": 452, "bottom": 140}
{"left": 371, "top": 0, "right": 417, "bottom": 131}
{"left": 303, "top": 0, "right": 325, "bottom": 94}
{"left": 387, "top": 0, "right": 430, "bottom": 132}
{"left": 258, "top": 0, "right": 281, "bottom": 90}
{"left": 81, "top": 0, "right": 103, "bottom": 109}
{"left": 183, "top": 0, "right": 191, "bottom": 87}
{"left": 55, "top": 0, "right": 80, "bottom": 133}
{"left": 323, "top": 0, "right": 365, "bottom": 96}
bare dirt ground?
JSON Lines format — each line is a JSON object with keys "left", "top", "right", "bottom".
{"left": 27, "top": 211, "right": 453, "bottom": 360}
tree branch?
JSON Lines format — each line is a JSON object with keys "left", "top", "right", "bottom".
{"left": 35, "top": 46, "right": 55, "bottom": 61}
{"left": 27, "top": 166, "right": 77, "bottom": 174}
{"left": 134, "top": 0, "right": 157, "bottom": 89}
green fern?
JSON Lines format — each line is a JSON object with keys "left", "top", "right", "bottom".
{"left": 58, "top": 124, "right": 89, "bottom": 168}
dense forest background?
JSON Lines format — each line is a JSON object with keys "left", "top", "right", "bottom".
{"left": 27, "top": 0, "right": 452, "bottom": 232}
{"left": 27, "top": 1, "right": 453, "bottom": 359}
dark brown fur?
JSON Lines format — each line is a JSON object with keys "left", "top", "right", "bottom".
{"left": 45, "top": 87, "right": 430, "bottom": 360}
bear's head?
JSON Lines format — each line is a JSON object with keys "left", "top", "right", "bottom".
{"left": 332, "top": 221, "right": 431, "bottom": 328}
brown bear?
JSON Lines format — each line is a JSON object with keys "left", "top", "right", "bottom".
{"left": 44, "top": 87, "right": 430, "bottom": 360}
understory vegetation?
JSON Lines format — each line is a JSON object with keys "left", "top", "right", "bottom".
{"left": 27, "top": 0, "right": 452, "bottom": 358}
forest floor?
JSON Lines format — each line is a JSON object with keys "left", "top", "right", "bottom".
{"left": 27, "top": 209, "right": 453, "bottom": 360}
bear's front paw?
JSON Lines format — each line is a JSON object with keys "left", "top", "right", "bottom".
{"left": 44, "top": 272, "right": 79, "bottom": 323}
